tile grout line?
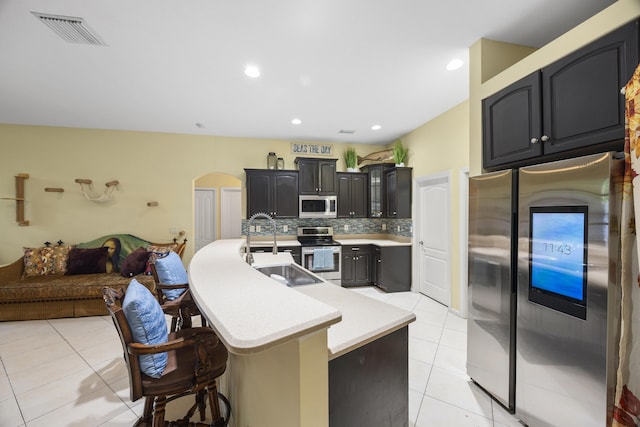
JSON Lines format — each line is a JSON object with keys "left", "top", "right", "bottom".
{"left": 0, "top": 352, "right": 27, "bottom": 426}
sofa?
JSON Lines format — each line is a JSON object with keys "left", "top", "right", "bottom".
{"left": 0, "top": 234, "right": 186, "bottom": 321}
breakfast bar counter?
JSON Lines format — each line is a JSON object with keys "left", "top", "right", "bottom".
{"left": 188, "top": 239, "right": 415, "bottom": 427}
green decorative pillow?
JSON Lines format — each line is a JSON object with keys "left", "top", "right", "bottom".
{"left": 77, "top": 234, "right": 152, "bottom": 272}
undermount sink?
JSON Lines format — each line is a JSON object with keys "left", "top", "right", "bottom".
{"left": 254, "top": 264, "right": 323, "bottom": 287}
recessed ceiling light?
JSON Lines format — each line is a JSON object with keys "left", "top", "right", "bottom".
{"left": 291, "top": 118, "right": 302, "bottom": 125}
{"left": 371, "top": 125, "right": 382, "bottom": 131}
{"left": 245, "top": 65, "right": 261, "bottom": 78}
{"left": 446, "top": 59, "right": 464, "bottom": 71}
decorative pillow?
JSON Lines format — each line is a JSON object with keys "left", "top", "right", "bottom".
{"left": 76, "top": 234, "right": 151, "bottom": 270}
{"left": 121, "top": 247, "right": 150, "bottom": 277}
{"left": 51, "top": 245, "right": 72, "bottom": 275}
{"left": 65, "top": 247, "right": 109, "bottom": 275}
{"left": 146, "top": 243, "right": 178, "bottom": 255}
{"left": 23, "top": 245, "right": 72, "bottom": 277}
{"left": 153, "top": 251, "right": 188, "bottom": 301}
{"left": 122, "top": 278, "right": 168, "bottom": 378}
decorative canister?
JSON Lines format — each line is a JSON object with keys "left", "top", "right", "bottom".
{"left": 267, "top": 152, "right": 277, "bottom": 169}
{"left": 277, "top": 157, "right": 285, "bottom": 169}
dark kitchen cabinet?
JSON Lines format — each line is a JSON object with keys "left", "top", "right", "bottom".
{"left": 295, "top": 157, "right": 337, "bottom": 195}
{"left": 483, "top": 19, "right": 638, "bottom": 170}
{"left": 250, "top": 245, "right": 301, "bottom": 265}
{"left": 360, "top": 163, "right": 394, "bottom": 217}
{"left": 337, "top": 172, "right": 368, "bottom": 218}
{"left": 373, "top": 246, "right": 411, "bottom": 293}
{"left": 245, "top": 169, "right": 298, "bottom": 218}
{"left": 385, "top": 167, "right": 412, "bottom": 219}
{"left": 341, "top": 245, "right": 371, "bottom": 287}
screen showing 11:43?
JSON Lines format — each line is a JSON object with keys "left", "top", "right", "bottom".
{"left": 530, "top": 206, "right": 587, "bottom": 303}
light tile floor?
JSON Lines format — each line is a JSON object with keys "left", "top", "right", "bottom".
{"left": 0, "top": 288, "right": 524, "bottom": 427}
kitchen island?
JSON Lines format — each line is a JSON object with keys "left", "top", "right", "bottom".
{"left": 188, "top": 239, "right": 415, "bottom": 427}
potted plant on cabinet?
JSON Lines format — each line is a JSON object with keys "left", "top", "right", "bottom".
{"left": 393, "top": 140, "right": 408, "bottom": 167}
{"left": 344, "top": 147, "right": 358, "bottom": 172}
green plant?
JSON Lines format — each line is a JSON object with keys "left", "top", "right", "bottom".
{"left": 344, "top": 147, "right": 357, "bottom": 169}
{"left": 393, "top": 140, "right": 408, "bottom": 165}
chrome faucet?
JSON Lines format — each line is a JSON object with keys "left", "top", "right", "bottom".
{"left": 246, "top": 212, "right": 278, "bottom": 265}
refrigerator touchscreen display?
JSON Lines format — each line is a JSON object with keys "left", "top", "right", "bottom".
{"left": 529, "top": 206, "right": 588, "bottom": 319}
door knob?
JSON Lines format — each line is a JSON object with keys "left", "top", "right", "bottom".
{"left": 541, "top": 135, "right": 550, "bottom": 142}
{"left": 530, "top": 137, "right": 539, "bottom": 144}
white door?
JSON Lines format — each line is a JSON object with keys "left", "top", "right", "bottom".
{"left": 221, "top": 187, "right": 242, "bottom": 239}
{"left": 195, "top": 188, "right": 216, "bottom": 252}
{"left": 416, "top": 172, "right": 451, "bottom": 306}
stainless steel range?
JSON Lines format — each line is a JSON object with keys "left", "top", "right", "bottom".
{"left": 297, "top": 226, "right": 341, "bottom": 285}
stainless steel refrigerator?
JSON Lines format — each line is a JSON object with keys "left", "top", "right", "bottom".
{"left": 467, "top": 152, "right": 623, "bottom": 426}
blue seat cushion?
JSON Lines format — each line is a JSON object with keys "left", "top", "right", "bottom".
{"left": 122, "top": 278, "right": 168, "bottom": 378}
{"left": 154, "top": 251, "right": 188, "bottom": 301}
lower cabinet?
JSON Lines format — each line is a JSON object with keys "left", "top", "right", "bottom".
{"left": 341, "top": 245, "right": 371, "bottom": 287}
{"left": 250, "top": 246, "right": 301, "bottom": 265}
{"left": 341, "top": 244, "right": 411, "bottom": 292}
{"left": 373, "top": 246, "right": 411, "bottom": 293}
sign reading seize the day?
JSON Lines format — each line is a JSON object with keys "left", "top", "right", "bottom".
{"left": 291, "top": 142, "right": 333, "bottom": 156}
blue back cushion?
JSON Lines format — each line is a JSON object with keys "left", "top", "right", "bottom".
{"left": 122, "top": 279, "right": 168, "bottom": 378}
{"left": 154, "top": 251, "right": 188, "bottom": 301}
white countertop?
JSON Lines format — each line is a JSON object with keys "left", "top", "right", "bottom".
{"left": 189, "top": 239, "right": 415, "bottom": 358}
{"left": 335, "top": 238, "right": 412, "bottom": 247}
{"left": 189, "top": 239, "right": 341, "bottom": 354}
{"left": 296, "top": 283, "right": 415, "bottom": 359}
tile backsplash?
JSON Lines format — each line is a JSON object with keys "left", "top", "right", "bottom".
{"left": 242, "top": 217, "right": 413, "bottom": 238}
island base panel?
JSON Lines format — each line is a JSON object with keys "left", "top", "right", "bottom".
{"left": 329, "top": 327, "right": 408, "bottom": 427}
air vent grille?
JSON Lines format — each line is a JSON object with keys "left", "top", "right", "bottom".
{"left": 339, "top": 129, "right": 356, "bottom": 134}
{"left": 31, "top": 12, "right": 106, "bottom": 46}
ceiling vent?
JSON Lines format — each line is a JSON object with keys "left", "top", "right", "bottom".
{"left": 339, "top": 129, "right": 356, "bottom": 134}
{"left": 31, "top": 12, "right": 107, "bottom": 46}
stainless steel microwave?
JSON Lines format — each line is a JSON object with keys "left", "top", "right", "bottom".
{"left": 299, "top": 195, "right": 337, "bottom": 218}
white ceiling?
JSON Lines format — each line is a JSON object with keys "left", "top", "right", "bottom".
{"left": 0, "top": 0, "right": 615, "bottom": 145}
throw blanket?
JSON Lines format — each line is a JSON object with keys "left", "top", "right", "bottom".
{"left": 614, "top": 63, "right": 640, "bottom": 427}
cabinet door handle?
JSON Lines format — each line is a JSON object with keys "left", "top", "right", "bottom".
{"left": 530, "top": 137, "right": 539, "bottom": 144}
{"left": 541, "top": 135, "right": 550, "bottom": 142}
{"left": 377, "top": 259, "right": 382, "bottom": 263}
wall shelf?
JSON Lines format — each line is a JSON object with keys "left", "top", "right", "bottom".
{"left": 1, "top": 174, "right": 30, "bottom": 226}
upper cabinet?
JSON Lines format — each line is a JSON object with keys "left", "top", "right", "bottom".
{"left": 245, "top": 169, "right": 299, "bottom": 219}
{"left": 337, "top": 172, "right": 368, "bottom": 218}
{"left": 483, "top": 19, "right": 639, "bottom": 171}
{"left": 360, "top": 164, "right": 394, "bottom": 218}
{"left": 295, "top": 158, "right": 337, "bottom": 195}
{"left": 360, "top": 164, "right": 412, "bottom": 218}
{"left": 385, "top": 167, "right": 412, "bottom": 219}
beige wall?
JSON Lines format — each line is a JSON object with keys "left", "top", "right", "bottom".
{"left": 0, "top": 124, "right": 384, "bottom": 265}
{"left": 399, "top": 101, "right": 470, "bottom": 311}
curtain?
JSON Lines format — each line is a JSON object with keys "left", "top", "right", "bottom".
{"left": 613, "top": 63, "right": 640, "bottom": 427}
